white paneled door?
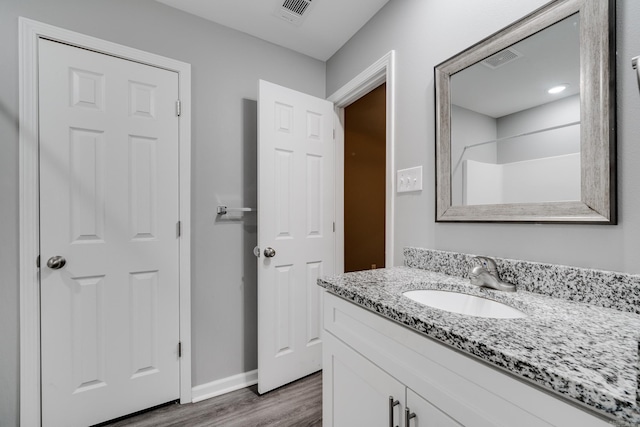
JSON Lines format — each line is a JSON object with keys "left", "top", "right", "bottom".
{"left": 257, "top": 80, "right": 335, "bottom": 394}
{"left": 39, "top": 39, "right": 180, "bottom": 427}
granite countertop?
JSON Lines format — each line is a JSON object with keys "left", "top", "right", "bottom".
{"left": 318, "top": 266, "right": 640, "bottom": 425}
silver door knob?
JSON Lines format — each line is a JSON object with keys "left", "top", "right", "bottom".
{"left": 263, "top": 247, "right": 276, "bottom": 258}
{"left": 46, "top": 256, "right": 66, "bottom": 270}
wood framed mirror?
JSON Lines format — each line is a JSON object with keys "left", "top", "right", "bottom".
{"left": 435, "top": 0, "right": 616, "bottom": 223}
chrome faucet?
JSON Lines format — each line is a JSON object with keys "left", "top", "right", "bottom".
{"left": 468, "top": 256, "right": 516, "bottom": 292}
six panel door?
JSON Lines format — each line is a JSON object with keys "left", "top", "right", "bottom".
{"left": 39, "top": 39, "right": 181, "bottom": 427}
{"left": 257, "top": 80, "right": 335, "bottom": 394}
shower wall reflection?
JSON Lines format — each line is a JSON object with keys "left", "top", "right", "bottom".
{"left": 451, "top": 95, "right": 580, "bottom": 205}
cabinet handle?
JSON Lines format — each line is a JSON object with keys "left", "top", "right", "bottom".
{"left": 405, "top": 407, "right": 416, "bottom": 426}
{"left": 388, "top": 396, "right": 400, "bottom": 427}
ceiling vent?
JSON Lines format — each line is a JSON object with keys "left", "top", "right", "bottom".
{"left": 274, "top": 0, "right": 316, "bottom": 26}
{"left": 481, "top": 48, "right": 524, "bottom": 70}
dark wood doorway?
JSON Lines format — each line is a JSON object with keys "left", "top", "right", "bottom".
{"left": 344, "top": 83, "right": 386, "bottom": 273}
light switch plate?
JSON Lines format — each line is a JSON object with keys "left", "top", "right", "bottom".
{"left": 397, "top": 166, "right": 423, "bottom": 193}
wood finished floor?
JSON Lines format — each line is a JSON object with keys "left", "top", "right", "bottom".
{"left": 101, "top": 371, "right": 322, "bottom": 427}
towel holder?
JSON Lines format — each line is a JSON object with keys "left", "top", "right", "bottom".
{"left": 217, "top": 206, "right": 256, "bottom": 215}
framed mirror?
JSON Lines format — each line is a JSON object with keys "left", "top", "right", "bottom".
{"left": 435, "top": 0, "right": 616, "bottom": 223}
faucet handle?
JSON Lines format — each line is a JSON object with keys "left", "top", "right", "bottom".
{"left": 471, "top": 256, "right": 499, "bottom": 276}
{"left": 468, "top": 265, "right": 486, "bottom": 284}
{"left": 469, "top": 256, "right": 516, "bottom": 292}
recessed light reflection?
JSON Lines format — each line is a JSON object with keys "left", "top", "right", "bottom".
{"left": 548, "top": 84, "right": 568, "bottom": 94}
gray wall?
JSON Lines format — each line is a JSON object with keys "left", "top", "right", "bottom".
{"left": 497, "top": 94, "right": 580, "bottom": 164}
{"left": 450, "top": 105, "right": 497, "bottom": 205}
{"left": 0, "top": 1, "right": 325, "bottom": 425}
{"left": 327, "top": 0, "right": 640, "bottom": 274}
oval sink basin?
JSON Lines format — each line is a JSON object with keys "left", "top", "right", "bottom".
{"left": 403, "top": 290, "right": 526, "bottom": 319}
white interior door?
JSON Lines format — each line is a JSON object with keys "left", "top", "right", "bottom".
{"left": 39, "top": 39, "right": 181, "bottom": 427}
{"left": 257, "top": 80, "right": 335, "bottom": 394}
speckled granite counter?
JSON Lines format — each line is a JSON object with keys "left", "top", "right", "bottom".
{"left": 318, "top": 254, "right": 640, "bottom": 425}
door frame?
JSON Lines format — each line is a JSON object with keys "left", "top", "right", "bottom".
{"left": 328, "top": 51, "right": 396, "bottom": 273}
{"left": 18, "top": 18, "right": 192, "bottom": 426}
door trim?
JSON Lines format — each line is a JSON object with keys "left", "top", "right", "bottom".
{"left": 328, "top": 51, "right": 396, "bottom": 273}
{"left": 18, "top": 18, "right": 192, "bottom": 426}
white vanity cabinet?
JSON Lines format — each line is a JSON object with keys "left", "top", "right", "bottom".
{"left": 324, "top": 331, "right": 405, "bottom": 426}
{"left": 324, "top": 330, "right": 460, "bottom": 426}
{"left": 322, "top": 292, "right": 610, "bottom": 427}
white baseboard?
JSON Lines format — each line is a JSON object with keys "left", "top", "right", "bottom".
{"left": 191, "top": 369, "right": 258, "bottom": 403}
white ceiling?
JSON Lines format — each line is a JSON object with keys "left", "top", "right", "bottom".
{"left": 451, "top": 13, "right": 580, "bottom": 118}
{"left": 154, "top": 0, "right": 390, "bottom": 61}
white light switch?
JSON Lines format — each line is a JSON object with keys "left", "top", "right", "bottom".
{"left": 397, "top": 166, "right": 423, "bottom": 193}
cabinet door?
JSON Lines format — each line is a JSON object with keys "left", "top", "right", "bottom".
{"left": 406, "top": 388, "right": 462, "bottom": 427}
{"left": 324, "top": 333, "right": 405, "bottom": 427}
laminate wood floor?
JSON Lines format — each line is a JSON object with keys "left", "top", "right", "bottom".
{"left": 101, "top": 371, "right": 322, "bottom": 427}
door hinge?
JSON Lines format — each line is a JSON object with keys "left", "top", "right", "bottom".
{"left": 333, "top": 129, "right": 335, "bottom": 139}
{"left": 333, "top": 222, "right": 335, "bottom": 232}
{"left": 175, "top": 100, "right": 181, "bottom": 117}
{"left": 36, "top": 255, "right": 40, "bottom": 268}
{"left": 176, "top": 221, "right": 181, "bottom": 237}
{"left": 178, "top": 342, "right": 182, "bottom": 358}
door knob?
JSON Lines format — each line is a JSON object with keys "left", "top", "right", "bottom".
{"left": 46, "top": 256, "right": 66, "bottom": 270}
{"left": 263, "top": 247, "right": 276, "bottom": 258}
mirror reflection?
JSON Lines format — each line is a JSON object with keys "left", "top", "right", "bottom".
{"left": 450, "top": 13, "right": 580, "bottom": 206}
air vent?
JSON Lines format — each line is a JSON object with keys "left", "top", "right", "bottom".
{"left": 274, "top": 0, "right": 316, "bottom": 26}
{"left": 283, "top": 0, "right": 311, "bottom": 15}
{"left": 481, "top": 48, "right": 524, "bottom": 69}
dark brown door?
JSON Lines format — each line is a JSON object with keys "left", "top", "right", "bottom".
{"left": 344, "top": 83, "right": 386, "bottom": 272}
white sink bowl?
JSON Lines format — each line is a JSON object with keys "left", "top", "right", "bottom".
{"left": 403, "top": 289, "right": 526, "bottom": 319}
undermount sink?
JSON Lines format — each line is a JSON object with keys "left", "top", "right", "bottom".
{"left": 403, "top": 289, "right": 527, "bottom": 319}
